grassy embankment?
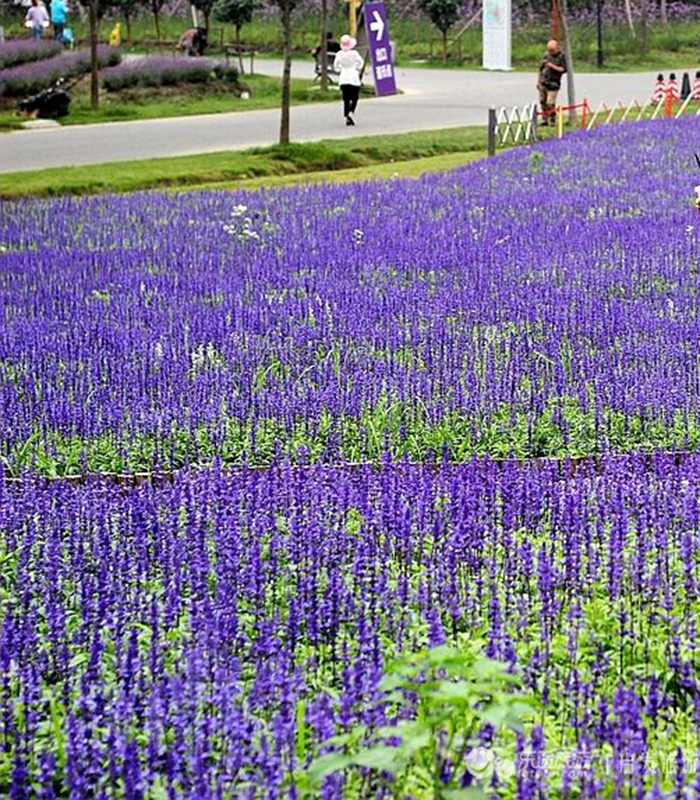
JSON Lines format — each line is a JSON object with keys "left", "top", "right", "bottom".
{"left": 0, "top": 126, "right": 516, "bottom": 199}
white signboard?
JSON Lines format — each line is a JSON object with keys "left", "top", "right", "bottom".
{"left": 482, "top": 0, "right": 512, "bottom": 71}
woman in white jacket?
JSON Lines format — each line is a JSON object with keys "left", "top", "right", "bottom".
{"left": 333, "top": 34, "right": 364, "bottom": 126}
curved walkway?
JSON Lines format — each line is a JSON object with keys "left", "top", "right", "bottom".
{"left": 0, "top": 61, "right": 671, "bottom": 173}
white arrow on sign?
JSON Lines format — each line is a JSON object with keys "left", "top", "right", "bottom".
{"left": 369, "top": 10, "right": 385, "bottom": 41}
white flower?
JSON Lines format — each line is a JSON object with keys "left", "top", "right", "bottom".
{"left": 224, "top": 205, "right": 270, "bottom": 243}
{"left": 465, "top": 746, "right": 495, "bottom": 779}
{"left": 353, "top": 228, "right": 364, "bottom": 244}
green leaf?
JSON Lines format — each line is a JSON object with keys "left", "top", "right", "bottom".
{"left": 351, "top": 745, "right": 403, "bottom": 773}
{"left": 307, "top": 752, "right": 351, "bottom": 784}
{"left": 433, "top": 679, "right": 476, "bottom": 702}
{"left": 374, "top": 725, "right": 402, "bottom": 739}
{"left": 397, "top": 729, "right": 431, "bottom": 757}
{"left": 442, "top": 788, "right": 488, "bottom": 800}
{"left": 378, "top": 674, "right": 404, "bottom": 692}
{"left": 427, "top": 645, "right": 460, "bottom": 665}
{"left": 295, "top": 700, "right": 307, "bottom": 760}
{"left": 325, "top": 733, "right": 353, "bottom": 747}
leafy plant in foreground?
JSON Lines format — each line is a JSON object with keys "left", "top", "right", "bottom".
{"left": 302, "top": 645, "right": 535, "bottom": 799}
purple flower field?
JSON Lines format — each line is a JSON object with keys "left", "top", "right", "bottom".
{"left": 2, "top": 455, "right": 700, "bottom": 797}
{"left": 1, "top": 120, "right": 699, "bottom": 475}
{"left": 2, "top": 119, "right": 700, "bottom": 797}
{"left": 0, "top": 40, "right": 62, "bottom": 71}
{"left": 101, "top": 56, "right": 218, "bottom": 92}
{"left": 0, "top": 47, "right": 120, "bottom": 98}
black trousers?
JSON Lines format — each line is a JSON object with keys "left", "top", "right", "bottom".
{"left": 341, "top": 84, "right": 360, "bottom": 117}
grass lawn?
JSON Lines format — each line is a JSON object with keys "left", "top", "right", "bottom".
{"left": 202, "top": 149, "right": 488, "bottom": 192}
{"left": 0, "top": 74, "right": 339, "bottom": 131}
{"left": 0, "top": 126, "right": 508, "bottom": 198}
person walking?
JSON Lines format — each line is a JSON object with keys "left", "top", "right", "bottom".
{"left": 334, "top": 34, "right": 363, "bottom": 126}
{"left": 25, "top": 0, "right": 49, "bottom": 40}
{"left": 50, "top": 0, "right": 67, "bottom": 44}
{"left": 537, "top": 39, "right": 567, "bottom": 126}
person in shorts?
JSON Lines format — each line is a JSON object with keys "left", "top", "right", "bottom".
{"left": 537, "top": 39, "right": 567, "bottom": 126}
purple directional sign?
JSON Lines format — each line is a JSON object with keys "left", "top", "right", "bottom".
{"left": 364, "top": 1, "right": 397, "bottom": 96}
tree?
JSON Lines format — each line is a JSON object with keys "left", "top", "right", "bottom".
{"left": 89, "top": 0, "right": 99, "bottom": 108}
{"left": 88, "top": 0, "right": 111, "bottom": 109}
{"left": 192, "top": 0, "right": 217, "bottom": 33}
{"left": 148, "top": 0, "right": 168, "bottom": 48}
{"left": 417, "top": 0, "right": 461, "bottom": 64}
{"left": 557, "top": 0, "right": 576, "bottom": 125}
{"left": 213, "top": 0, "right": 255, "bottom": 72}
{"left": 276, "top": 0, "right": 296, "bottom": 144}
{"left": 318, "top": 0, "right": 329, "bottom": 93}
{"left": 623, "top": 0, "right": 635, "bottom": 37}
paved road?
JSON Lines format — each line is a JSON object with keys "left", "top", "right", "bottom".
{"left": 0, "top": 60, "right": 672, "bottom": 173}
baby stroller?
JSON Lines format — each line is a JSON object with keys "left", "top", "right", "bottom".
{"left": 314, "top": 51, "right": 341, "bottom": 84}
{"left": 18, "top": 76, "right": 74, "bottom": 119}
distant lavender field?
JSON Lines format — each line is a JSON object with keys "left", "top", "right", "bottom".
{"left": 259, "top": 0, "right": 700, "bottom": 26}
{"left": 0, "top": 46, "right": 120, "bottom": 97}
{"left": 0, "top": 38, "right": 61, "bottom": 70}
{"left": 2, "top": 120, "right": 700, "bottom": 798}
{"left": 102, "top": 55, "right": 220, "bottom": 91}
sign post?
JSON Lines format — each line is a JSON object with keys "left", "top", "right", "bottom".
{"left": 345, "top": 0, "right": 360, "bottom": 37}
{"left": 482, "top": 0, "right": 512, "bottom": 71}
{"left": 363, "top": 1, "right": 397, "bottom": 96}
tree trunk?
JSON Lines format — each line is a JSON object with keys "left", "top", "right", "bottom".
{"left": 442, "top": 28, "right": 448, "bottom": 63}
{"left": 320, "top": 0, "right": 328, "bottom": 94}
{"left": 641, "top": 0, "right": 648, "bottom": 59}
{"left": 624, "top": 0, "right": 636, "bottom": 38}
{"left": 558, "top": 0, "right": 576, "bottom": 125}
{"left": 236, "top": 24, "right": 244, "bottom": 73}
{"left": 89, "top": 0, "right": 99, "bottom": 109}
{"left": 125, "top": 12, "right": 133, "bottom": 48}
{"left": 279, "top": 0, "right": 292, "bottom": 145}
{"left": 660, "top": 0, "right": 668, "bottom": 25}
{"left": 154, "top": 6, "right": 162, "bottom": 51}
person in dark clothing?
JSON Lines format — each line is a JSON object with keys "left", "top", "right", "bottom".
{"left": 312, "top": 31, "right": 340, "bottom": 58}
{"left": 537, "top": 39, "right": 567, "bottom": 126}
